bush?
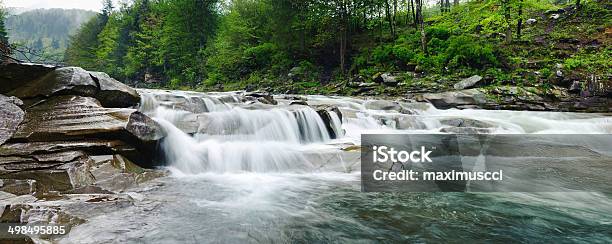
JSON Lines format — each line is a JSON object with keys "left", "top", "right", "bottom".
{"left": 392, "top": 45, "right": 416, "bottom": 64}
{"left": 243, "top": 43, "right": 278, "bottom": 69}
{"left": 372, "top": 44, "right": 394, "bottom": 64}
{"left": 445, "top": 35, "right": 498, "bottom": 69}
{"left": 426, "top": 27, "right": 451, "bottom": 40}
{"left": 427, "top": 37, "right": 447, "bottom": 55}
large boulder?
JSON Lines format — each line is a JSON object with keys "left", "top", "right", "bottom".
{"left": 90, "top": 72, "right": 140, "bottom": 108}
{"left": 8, "top": 67, "right": 99, "bottom": 101}
{"left": 0, "top": 95, "right": 24, "bottom": 146}
{"left": 454, "top": 75, "right": 483, "bottom": 90}
{"left": 3, "top": 64, "right": 140, "bottom": 109}
{"left": 0, "top": 62, "right": 56, "bottom": 94}
{"left": 374, "top": 73, "right": 399, "bottom": 86}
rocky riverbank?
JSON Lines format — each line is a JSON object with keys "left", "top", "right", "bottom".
{"left": 0, "top": 62, "right": 168, "bottom": 243}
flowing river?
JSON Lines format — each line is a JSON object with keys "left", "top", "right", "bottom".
{"left": 60, "top": 89, "right": 612, "bottom": 243}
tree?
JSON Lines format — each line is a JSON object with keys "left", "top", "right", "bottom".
{"left": 65, "top": 14, "right": 107, "bottom": 70}
{"left": 501, "top": 0, "right": 512, "bottom": 43}
{"left": 416, "top": 0, "right": 427, "bottom": 53}
{"left": 517, "top": 0, "right": 523, "bottom": 40}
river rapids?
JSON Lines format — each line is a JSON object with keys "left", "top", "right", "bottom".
{"left": 60, "top": 89, "right": 612, "bottom": 243}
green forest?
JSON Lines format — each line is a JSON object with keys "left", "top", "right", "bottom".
{"left": 2, "top": 0, "right": 611, "bottom": 95}
{"left": 5, "top": 8, "right": 96, "bottom": 64}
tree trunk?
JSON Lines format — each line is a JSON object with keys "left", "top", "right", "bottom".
{"left": 416, "top": 0, "right": 427, "bottom": 53}
{"left": 385, "top": 0, "right": 396, "bottom": 38}
{"left": 502, "top": 0, "right": 512, "bottom": 43}
{"left": 517, "top": 0, "right": 523, "bottom": 40}
{"left": 339, "top": 0, "right": 347, "bottom": 75}
{"left": 411, "top": 0, "right": 417, "bottom": 28}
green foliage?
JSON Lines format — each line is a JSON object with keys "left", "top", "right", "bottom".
{"left": 66, "top": 0, "right": 217, "bottom": 85}
{"left": 65, "top": 14, "right": 107, "bottom": 70}
{"left": 0, "top": 6, "right": 8, "bottom": 45}
{"left": 445, "top": 35, "right": 498, "bottom": 69}
{"left": 563, "top": 48, "right": 612, "bottom": 73}
{"left": 59, "top": 0, "right": 608, "bottom": 94}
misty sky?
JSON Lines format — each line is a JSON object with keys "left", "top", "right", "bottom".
{"left": 3, "top": 0, "right": 123, "bottom": 12}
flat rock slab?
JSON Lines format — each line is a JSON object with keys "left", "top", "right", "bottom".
{"left": 13, "top": 95, "right": 135, "bottom": 141}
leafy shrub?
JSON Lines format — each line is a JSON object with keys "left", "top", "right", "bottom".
{"left": 426, "top": 27, "right": 451, "bottom": 40}
{"left": 243, "top": 43, "right": 278, "bottom": 69}
{"left": 445, "top": 35, "right": 498, "bottom": 69}
{"left": 372, "top": 44, "right": 394, "bottom": 64}
{"left": 392, "top": 45, "right": 416, "bottom": 64}
{"left": 427, "top": 37, "right": 447, "bottom": 55}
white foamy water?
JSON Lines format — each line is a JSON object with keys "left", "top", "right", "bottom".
{"left": 136, "top": 89, "right": 611, "bottom": 174}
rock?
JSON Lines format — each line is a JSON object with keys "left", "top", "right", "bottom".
{"left": 453, "top": 75, "right": 483, "bottom": 90}
{"left": 90, "top": 72, "right": 140, "bottom": 108}
{"left": 0, "top": 95, "right": 25, "bottom": 146}
{"left": 439, "top": 127, "right": 493, "bottom": 134}
{"left": 526, "top": 18, "right": 537, "bottom": 24}
{"left": 352, "top": 86, "right": 375, "bottom": 95}
{"left": 313, "top": 105, "right": 343, "bottom": 139}
{"left": 0, "top": 62, "right": 56, "bottom": 94}
{"left": 0, "top": 179, "right": 36, "bottom": 195}
{"left": 290, "top": 100, "right": 309, "bottom": 106}
{"left": 418, "top": 89, "right": 487, "bottom": 109}
{"left": 0, "top": 140, "right": 131, "bottom": 157}
{"left": 393, "top": 116, "right": 427, "bottom": 130}
{"left": 364, "top": 100, "right": 401, "bottom": 111}
{"left": 0, "top": 150, "right": 95, "bottom": 192}
{"left": 550, "top": 14, "right": 560, "bottom": 20}
{"left": 245, "top": 91, "right": 277, "bottom": 105}
{"left": 8, "top": 67, "right": 98, "bottom": 101}
{"left": 125, "top": 111, "right": 166, "bottom": 166}
{"left": 13, "top": 96, "right": 134, "bottom": 141}
{"left": 556, "top": 70, "right": 564, "bottom": 78}
{"left": 440, "top": 118, "right": 494, "bottom": 128}
{"left": 569, "top": 81, "right": 582, "bottom": 93}
{"left": 11, "top": 96, "right": 164, "bottom": 167}
{"left": 373, "top": 73, "right": 399, "bottom": 86}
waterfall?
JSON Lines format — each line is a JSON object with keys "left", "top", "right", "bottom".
{"left": 140, "top": 89, "right": 338, "bottom": 173}
{"left": 139, "top": 89, "right": 612, "bottom": 175}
